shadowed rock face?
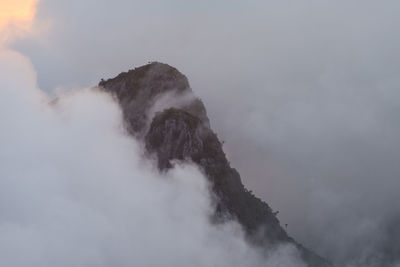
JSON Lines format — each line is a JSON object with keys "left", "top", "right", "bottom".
{"left": 99, "top": 63, "right": 209, "bottom": 135}
{"left": 99, "top": 62, "right": 329, "bottom": 267}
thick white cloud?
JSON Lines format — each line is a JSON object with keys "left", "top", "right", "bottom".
{"left": 0, "top": 49, "right": 305, "bottom": 267}
{"left": 8, "top": 0, "right": 400, "bottom": 265}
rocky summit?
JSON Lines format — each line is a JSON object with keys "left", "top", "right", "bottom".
{"left": 99, "top": 62, "right": 330, "bottom": 267}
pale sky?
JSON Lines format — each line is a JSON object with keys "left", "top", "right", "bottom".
{"left": 0, "top": 0, "right": 37, "bottom": 43}
{"left": 0, "top": 0, "right": 36, "bottom": 26}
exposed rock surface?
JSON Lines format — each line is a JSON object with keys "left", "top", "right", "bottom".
{"left": 100, "top": 62, "right": 330, "bottom": 266}
{"left": 99, "top": 63, "right": 208, "bottom": 136}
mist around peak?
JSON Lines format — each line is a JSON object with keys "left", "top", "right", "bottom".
{"left": 0, "top": 49, "right": 306, "bottom": 267}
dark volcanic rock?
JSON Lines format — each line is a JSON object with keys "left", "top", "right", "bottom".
{"left": 99, "top": 62, "right": 209, "bottom": 135}
{"left": 100, "top": 62, "right": 330, "bottom": 267}
{"left": 145, "top": 107, "right": 289, "bottom": 241}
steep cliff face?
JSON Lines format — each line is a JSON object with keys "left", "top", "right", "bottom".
{"left": 99, "top": 63, "right": 208, "bottom": 136}
{"left": 145, "top": 108, "right": 288, "bottom": 242}
{"left": 100, "top": 62, "right": 329, "bottom": 266}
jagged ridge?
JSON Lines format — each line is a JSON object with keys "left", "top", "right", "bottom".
{"left": 99, "top": 62, "right": 329, "bottom": 267}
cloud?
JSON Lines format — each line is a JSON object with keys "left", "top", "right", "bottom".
{"left": 8, "top": 0, "right": 400, "bottom": 265}
{"left": 0, "top": 48, "right": 306, "bottom": 267}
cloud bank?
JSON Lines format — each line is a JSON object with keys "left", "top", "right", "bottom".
{"left": 0, "top": 49, "right": 305, "bottom": 267}
{"left": 7, "top": 0, "right": 400, "bottom": 265}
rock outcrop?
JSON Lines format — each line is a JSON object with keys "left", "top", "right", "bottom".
{"left": 100, "top": 62, "right": 329, "bottom": 266}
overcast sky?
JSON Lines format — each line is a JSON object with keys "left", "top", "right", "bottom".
{"left": 4, "top": 0, "right": 400, "bottom": 266}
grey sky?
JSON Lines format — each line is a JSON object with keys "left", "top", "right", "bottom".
{"left": 9, "top": 0, "right": 400, "bottom": 265}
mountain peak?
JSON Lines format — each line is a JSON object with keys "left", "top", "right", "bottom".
{"left": 99, "top": 62, "right": 190, "bottom": 98}
{"left": 99, "top": 62, "right": 209, "bottom": 134}
{"left": 100, "top": 63, "right": 330, "bottom": 267}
